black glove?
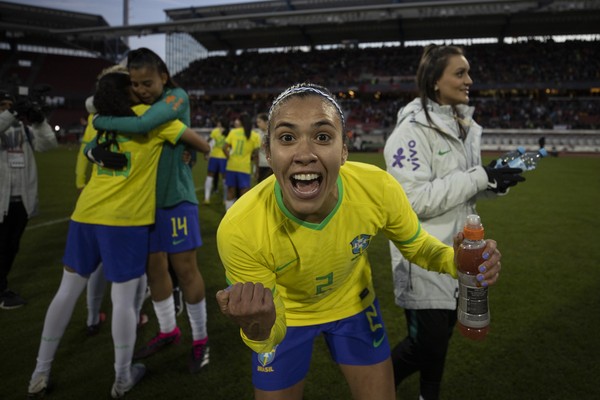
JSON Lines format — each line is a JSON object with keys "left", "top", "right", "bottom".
{"left": 484, "top": 161, "right": 525, "bottom": 194}
{"left": 85, "top": 133, "right": 128, "bottom": 169}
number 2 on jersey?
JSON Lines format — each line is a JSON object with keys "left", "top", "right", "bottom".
{"left": 315, "top": 272, "right": 334, "bottom": 295}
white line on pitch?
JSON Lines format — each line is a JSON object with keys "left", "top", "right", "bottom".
{"left": 26, "top": 217, "right": 70, "bottom": 230}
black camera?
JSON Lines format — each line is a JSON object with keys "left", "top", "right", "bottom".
{"left": 14, "top": 84, "right": 51, "bottom": 124}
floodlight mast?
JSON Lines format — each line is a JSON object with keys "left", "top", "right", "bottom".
{"left": 123, "top": 0, "right": 129, "bottom": 47}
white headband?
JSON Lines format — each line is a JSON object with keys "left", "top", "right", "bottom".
{"left": 268, "top": 84, "right": 346, "bottom": 130}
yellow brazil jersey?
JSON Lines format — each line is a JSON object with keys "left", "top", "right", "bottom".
{"left": 224, "top": 128, "right": 261, "bottom": 174}
{"left": 217, "top": 161, "right": 456, "bottom": 353}
{"left": 71, "top": 104, "right": 186, "bottom": 226}
{"left": 75, "top": 114, "right": 97, "bottom": 189}
{"left": 209, "top": 127, "right": 227, "bottom": 159}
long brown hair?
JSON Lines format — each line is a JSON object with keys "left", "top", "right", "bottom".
{"left": 416, "top": 44, "right": 468, "bottom": 139}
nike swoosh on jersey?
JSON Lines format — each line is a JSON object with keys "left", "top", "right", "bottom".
{"left": 438, "top": 149, "right": 451, "bottom": 155}
{"left": 172, "top": 238, "right": 186, "bottom": 245}
{"left": 275, "top": 258, "right": 299, "bottom": 272}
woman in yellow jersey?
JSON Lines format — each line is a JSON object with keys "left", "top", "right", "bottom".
{"left": 76, "top": 65, "right": 149, "bottom": 337}
{"left": 215, "top": 83, "right": 503, "bottom": 400}
{"left": 203, "top": 115, "right": 230, "bottom": 204}
{"left": 28, "top": 71, "right": 209, "bottom": 399}
{"left": 223, "top": 112, "right": 261, "bottom": 210}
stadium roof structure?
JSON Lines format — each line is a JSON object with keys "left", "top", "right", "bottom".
{"left": 0, "top": 1, "right": 128, "bottom": 59}
{"left": 44, "top": 0, "right": 600, "bottom": 53}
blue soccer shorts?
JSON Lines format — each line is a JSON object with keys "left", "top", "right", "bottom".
{"left": 63, "top": 221, "right": 149, "bottom": 283}
{"left": 252, "top": 299, "right": 390, "bottom": 391}
{"left": 149, "top": 201, "right": 202, "bottom": 254}
{"left": 207, "top": 157, "right": 227, "bottom": 175}
{"left": 225, "top": 171, "right": 251, "bottom": 190}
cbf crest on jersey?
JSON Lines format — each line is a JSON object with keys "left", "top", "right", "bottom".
{"left": 350, "top": 234, "right": 372, "bottom": 257}
{"left": 257, "top": 345, "right": 278, "bottom": 368}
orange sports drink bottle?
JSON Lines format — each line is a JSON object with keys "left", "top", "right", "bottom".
{"left": 456, "top": 214, "right": 490, "bottom": 340}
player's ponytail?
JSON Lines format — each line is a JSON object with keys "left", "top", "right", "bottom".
{"left": 239, "top": 112, "right": 252, "bottom": 139}
{"left": 220, "top": 116, "right": 231, "bottom": 137}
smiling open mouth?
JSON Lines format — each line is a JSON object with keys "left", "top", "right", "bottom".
{"left": 291, "top": 173, "right": 322, "bottom": 196}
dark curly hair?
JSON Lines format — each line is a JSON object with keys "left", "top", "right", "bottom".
{"left": 93, "top": 72, "right": 136, "bottom": 117}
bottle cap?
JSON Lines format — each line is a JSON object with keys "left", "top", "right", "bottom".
{"left": 463, "top": 214, "right": 484, "bottom": 240}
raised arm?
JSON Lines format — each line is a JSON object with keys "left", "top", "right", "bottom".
{"left": 179, "top": 127, "right": 210, "bottom": 156}
{"left": 93, "top": 88, "right": 189, "bottom": 134}
{"left": 383, "top": 172, "right": 501, "bottom": 286}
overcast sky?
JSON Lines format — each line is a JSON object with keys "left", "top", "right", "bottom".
{"left": 12, "top": 0, "right": 262, "bottom": 59}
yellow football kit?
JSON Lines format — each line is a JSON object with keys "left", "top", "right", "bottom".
{"left": 75, "top": 114, "right": 96, "bottom": 189}
{"left": 209, "top": 127, "right": 227, "bottom": 159}
{"left": 224, "top": 128, "right": 261, "bottom": 174}
{"left": 217, "top": 161, "right": 456, "bottom": 353}
{"left": 72, "top": 104, "right": 185, "bottom": 226}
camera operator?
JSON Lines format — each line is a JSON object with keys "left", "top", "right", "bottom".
{"left": 0, "top": 89, "right": 57, "bottom": 309}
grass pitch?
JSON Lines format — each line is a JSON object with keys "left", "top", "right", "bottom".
{"left": 1, "top": 146, "right": 599, "bottom": 399}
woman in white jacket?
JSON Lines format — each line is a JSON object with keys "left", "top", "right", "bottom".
{"left": 0, "top": 91, "right": 57, "bottom": 309}
{"left": 383, "top": 45, "right": 524, "bottom": 399}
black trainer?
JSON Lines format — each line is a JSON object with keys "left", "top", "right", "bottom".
{"left": 0, "top": 289, "right": 26, "bottom": 310}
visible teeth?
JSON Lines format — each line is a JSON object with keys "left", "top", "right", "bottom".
{"left": 293, "top": 173, "right": 319, "bottom": 181}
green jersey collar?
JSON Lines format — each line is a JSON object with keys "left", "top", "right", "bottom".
{"left": 274, "top": 176, "right": 343, "bottom": 230}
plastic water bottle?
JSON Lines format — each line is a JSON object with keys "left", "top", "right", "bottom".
{"left": 456, "top": 214, "right": 490, "bottom": 341}
{"left": 494, "top": 146, "right": 525, "bottom": 168}
{"left": 507, "top": 148, "right": 548, "bottom": 171}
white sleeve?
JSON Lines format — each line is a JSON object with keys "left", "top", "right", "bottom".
{"left": 384, "top": 121, "right": 486, "bottom": 219}
{"left": 0, "top": 109, "right": 16, "bottom": 132}
{"left": 29, "top": 120, "right": 58, "bottom": 152}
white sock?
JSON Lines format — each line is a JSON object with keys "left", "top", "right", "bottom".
{"left": 111, "top": 277, "right": 141, "bottom": 382}
{"left": 204, "top": 176, "right": 213, "bottom": 201}
{"left": 134, "top": 274, "right": 148, "bottom": 320}
{"left": 32, "top": 269, "right": 88, "bottom": 380}
{"left": 86, "top": 263, "right": 107, "bottom": 326}
{"left": 225, "top": 199, "right": 235, "bottom": 210}
{"left": 186, "top": 299, "right": 208, "bottom": 341}
{"left": 152, "top": 297, "right": 177, "bottom": 333}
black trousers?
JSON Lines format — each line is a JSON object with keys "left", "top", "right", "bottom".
{"left": 391, "top": 308, "right": 457, "bottom": 400}
{"left": 0, "top": 200, "right": 29, "bottom": 292}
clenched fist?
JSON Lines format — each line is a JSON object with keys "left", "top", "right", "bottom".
{"left": 216, "top": 282, "right": 276, "bottom": 341}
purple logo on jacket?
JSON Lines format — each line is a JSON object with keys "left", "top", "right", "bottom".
{"left": 392, "top": 140, "right": 420, "bottom": 171}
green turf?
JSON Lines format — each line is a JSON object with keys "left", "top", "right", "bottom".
{"left": 1, "top": 146, "right": 599, "bottom": 399}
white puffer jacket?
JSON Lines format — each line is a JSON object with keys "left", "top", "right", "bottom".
{"left": 0, "top": 110, "right": 57, "bottom": 223}
{"left": 383, "top": 98, "right": 491, "bottom": 309}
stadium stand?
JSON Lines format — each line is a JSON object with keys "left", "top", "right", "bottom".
{"left": 0, "top": 1, "right": 124, "bottom": 141}
{"left": 1, "top": 0, "right": 599, "bottom": 151}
